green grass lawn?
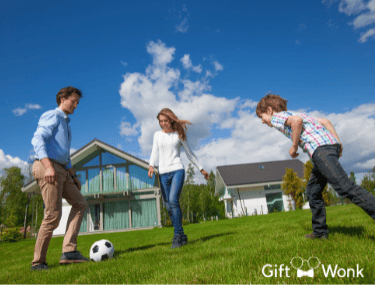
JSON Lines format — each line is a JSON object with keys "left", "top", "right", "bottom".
{"left": 1, "top": 204, "right": 374, "bottom": 284}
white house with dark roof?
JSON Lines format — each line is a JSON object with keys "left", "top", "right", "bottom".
{"left": 215, "top": 159, "right": 304, "bottom": 218}
{"left": 22, "top": 139, "right": 162, "bottom": 236}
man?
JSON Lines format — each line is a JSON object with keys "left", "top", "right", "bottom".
{"left": 31, "top": 86, "right": 89, "bottom": 271}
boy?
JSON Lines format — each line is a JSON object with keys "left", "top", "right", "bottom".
{"left": 256, "top": 94, "right": 375, "bottom": 239}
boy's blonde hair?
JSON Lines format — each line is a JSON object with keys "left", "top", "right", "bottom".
{"left": 256, "top": 94, "right": 288, "bottom": 117}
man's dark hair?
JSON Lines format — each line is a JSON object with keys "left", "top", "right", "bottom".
{"left": 56, "top": 86, "right": 83, "bottom": 106}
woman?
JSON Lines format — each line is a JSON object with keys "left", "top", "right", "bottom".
{"left": 148, "top": 108, "right": 209, "bottom": 248}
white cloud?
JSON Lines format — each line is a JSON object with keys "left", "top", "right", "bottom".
{"left": 119, "top": 40, "right": 375, "bottom": 184}
{"left": 0, "top": 149, "right": 29, "bottom": 177}
{"left": 121, "top": 61, "right": 128, "bottom": 67}
{"left": 180, "top": 54, "right": 202, "bottom": 73}
{"left": 299, "top": 24, "right": 307, "bottom": 30}
{"left": 12, "top": 107, "right": 27, "bottom": 116}
{"left": 25, "top": 103, "right": 42, "bottom": 110}
{"left": 146, "top": 40, "right": 176, "bottom": 67}
{"left": 240, "top": 99, "right": 258, "bottom": 109}
{"left": 176, "top": 18, "right": 189, "bottom": 33}
{"left": 307, "top": 103, "right": 375, "bottom": 173}
{"left": 325, "top": 0, "right": 375, "bottom": 42}
{"left": 353, "top": 11, "right": 375, "bottom": 28}
{"left": 213, "top": 60, "right": 224, "bottom": 71}
{"left": 338, "top": 0, "right": 367, "bottom": 15}
{"left": 120, "top": 122, "right": 139, "bottom": 136}
{"left": 12, "top": 103, "right": 42, "bottom": 116}
{"left": 359, "top": 27, "right": 375, "bottom": 41}
{"left": 175, "top": 4, "right": 189, "bottom": 33}
{"left": 70, "top": 148, "right": 77, "bottom": 155}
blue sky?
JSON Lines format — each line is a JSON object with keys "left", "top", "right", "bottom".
{"left": 1, "top": 0, "right": 374, "bottom": 184}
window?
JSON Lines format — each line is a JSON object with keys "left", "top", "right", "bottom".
{"left": 102, "top": 152, "right": 127, "bottom": 165}
{"left": 264, "top": 184, "right": 281, "bottom": 191}
{"left": 83, "top": 155, "right": 100, "bottom": 167}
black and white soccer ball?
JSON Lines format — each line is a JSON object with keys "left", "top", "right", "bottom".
{"left": 89, "top": 239, "right": 115, "bottom": 262}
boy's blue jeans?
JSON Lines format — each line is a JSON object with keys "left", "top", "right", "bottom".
{"left": 306, "top": 144, "right": 375, "bottom": 237}
{"left": 159, "top": 169, "right": 185, "bottom": 236}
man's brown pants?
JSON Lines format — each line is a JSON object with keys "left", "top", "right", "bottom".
{"left": 31, "top": 160, "right": 87, "bottom": 266}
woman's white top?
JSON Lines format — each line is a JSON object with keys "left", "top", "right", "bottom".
{"left": 149, "top": 130, "right": 203, "bottom": 174}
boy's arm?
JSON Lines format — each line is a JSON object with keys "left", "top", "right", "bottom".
{"left": 285, "top": 116, "right": 303, "bottom": 158}
{"left": 317, "top": 118, "right": 343, "bottom": 157}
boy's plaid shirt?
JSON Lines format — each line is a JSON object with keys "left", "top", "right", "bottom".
{"left": 271, "top": 111, "right": 339, "bottom": 158}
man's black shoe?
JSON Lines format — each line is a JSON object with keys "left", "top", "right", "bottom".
{"left": 31, "top": 262, "right": 49, "bottom": 271}
{"left": 171, "top": 235, "right": 183, "bottom": 249}
{"left": 305, "top": 233, "right": 328, "bottom": 240}
{"left": 181, "top": 234, "right": 188, "bottom": 246}
{"left": 59, "top": 251, "right": 90, "bottom": 264}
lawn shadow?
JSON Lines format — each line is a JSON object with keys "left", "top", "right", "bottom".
{"left": 113, "top": 232, "right": 236, "bottom": 258}
{"left": 329, "top": 225, "right": 375, "bottom": 240}
{"left": 187, "top": 232, "right": 236, "bottom": 245}
{"left": 113, "top": 244, "right": 162, "bottom": 258}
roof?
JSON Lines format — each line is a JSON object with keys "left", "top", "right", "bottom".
{"left": 22, "top": 138, "right": 156, "bottom": 193}
{"left": 216, "top": 159, "right": 304, "bottom": 187}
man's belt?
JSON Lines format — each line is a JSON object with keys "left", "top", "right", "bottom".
{"left": 35, "top": 158, "right": 67, "bottom": 169}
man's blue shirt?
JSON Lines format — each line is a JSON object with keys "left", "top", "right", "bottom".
{"left": 32, "top": 107, "right": 72, "bottom": 169}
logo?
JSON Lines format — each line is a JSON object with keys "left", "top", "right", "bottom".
{"left": 290, "top": 256, "right": 320, "bottom": 278}
{"left": 261, "top": 256, "right": 364, "bottom": 278}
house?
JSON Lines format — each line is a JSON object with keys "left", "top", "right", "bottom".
{"left": 21, "top": 139, "right": 161, "bottom": 236}
{"left": 215, "top": 159, "right": 304, "bottom": 218}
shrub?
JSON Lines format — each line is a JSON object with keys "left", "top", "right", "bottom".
{"left": 1, "top": 227, "right": 22, "bottom": 243}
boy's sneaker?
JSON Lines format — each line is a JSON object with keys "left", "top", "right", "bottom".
{"left": 59, "top": 251, "right": 90, "bottom": 264}
{"left": 181, "top": 234, "right": 188, "bottom": 246}
{"left": 171, "top": 235, "right": 183, "bottom": 249}
{"left": 305, "top": 233, "right": 328, "bottom": 240}
{"left": 31, "top": 262, "right": 49, "bottom": 271}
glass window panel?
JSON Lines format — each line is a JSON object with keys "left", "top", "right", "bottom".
{"left": 103, "top": 167, "right": 114, "bottom": 193}
{"left": 116, "top": 167, "right": 129, "bottom": 191}
{"left": 131, "top": 199, "right": 157, "bottom": 228}
{"left": 129, "top": 165, "right": 155, "bottom": 190}
{"left": 79, "top": 207, "right": 89, "bottom": 233}
{"left": 103, "top": 201, "right": 129, "bottom": 230}
{"left": 264, "top": 184, "right": 282, "bottom": 191}
{"left": 83, "top": 155, "right": 100, "bottom": 167}
{"left": 88, "top": 169, "right": 100, "bottom": 194}
{"left": 102, "top": 152, "right": 127, "bottom": 165}
{"left": 265, "top": 192, "right": 284, "bottom": 213}
{"left": 88, "top": 204, "right": 101, "bottom": 231}
{"left": 76, "top": 171, "right": 87, "bottom": 193}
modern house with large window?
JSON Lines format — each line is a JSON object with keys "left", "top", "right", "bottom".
{"left": 21, "top": 139, "right": 161, "bottom": 236}
{"left": 214, "top": 159, "right": 304, "bottom": 218}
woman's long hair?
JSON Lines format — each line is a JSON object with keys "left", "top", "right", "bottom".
{"left": 157, "top": 108, "right": 191, "bottom": 141}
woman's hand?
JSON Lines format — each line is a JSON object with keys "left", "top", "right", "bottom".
{"left": 201, "top": 169, "right": 209, "bottom": 180}
{"left": 148, "top": 166, "right": 154, "bottom": 178}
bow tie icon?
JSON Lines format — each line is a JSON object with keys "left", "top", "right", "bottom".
{"left": 297, "top": 269, "right": 314, "bottom": 277}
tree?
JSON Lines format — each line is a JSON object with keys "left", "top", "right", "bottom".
{"left": 0, "top": 167, "right": 28, "bottom": 227}
{"left": 349, "top": 171, "right": 356, "bottom": 185}
{"left": 281, "top": 168, "right": 304, "bottom": 209}
{"left": 361, "top": 166, "right": 375, "bottom": 196}
{"left": 301, "top": 160, "right": 332, "bottom": 206}
{"left": 181, "top": 163, "right": 195, "bottom": 221}
{"left": 207, "top": 171, "right": 215, "bottom": 195}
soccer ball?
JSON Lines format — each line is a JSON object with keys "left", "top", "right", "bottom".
{"left": 89, "top": 239, "right": 115, "bottom": 262}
